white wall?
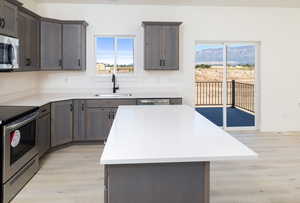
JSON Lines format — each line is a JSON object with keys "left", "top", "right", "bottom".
{"left": 0, "top": 0, "right": 39, "bottom": 102}
{"left": 36, "top": 3, "right": 300, "bottom": 132}
{"left": 18, "top": 0, "right": 38, "bottom": 12}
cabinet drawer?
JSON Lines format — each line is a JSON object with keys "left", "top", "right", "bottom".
{"left": 86, "top": 99, "right": 136, "bottom": 108}
{"left": 39, "top": 104, "right": 50, "bottom": 117}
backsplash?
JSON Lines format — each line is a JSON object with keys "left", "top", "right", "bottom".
{"left": 37, "top": 71, "right": 183, "bottom": 94}
{"left": 0, "top": 72, "right": 39, "bottom": 103}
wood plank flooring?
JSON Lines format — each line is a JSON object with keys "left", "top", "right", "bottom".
{"left": 12, "top": 145, "right": 105, "bottom": 203}
{"left": 12, "top": 133, "right": 300, "bottom": 203}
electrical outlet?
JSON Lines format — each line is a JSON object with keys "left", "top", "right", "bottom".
{"left": 64, "top": 77, "right": 69, "bottom": 83}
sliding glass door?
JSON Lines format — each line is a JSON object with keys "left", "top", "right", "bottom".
{"left": 195, "top": 42, "right": 258, "bottom": 129}
{"left": 226, "top": 44, "right": 256, "bottom": 128}
{"left": 195, "top": 44, "right": 224, "bottom": 126}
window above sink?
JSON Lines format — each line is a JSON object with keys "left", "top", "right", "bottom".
{"left": 95, "top": 35, "right": 135, "bottom": 75}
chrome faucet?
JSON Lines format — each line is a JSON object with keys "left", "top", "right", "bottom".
{"left": 112, "top": 74, "right": 119, "bottom": 93}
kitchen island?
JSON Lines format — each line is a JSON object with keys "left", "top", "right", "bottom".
{"left": 100, "top": 105, "right": 257, "bottom": 203}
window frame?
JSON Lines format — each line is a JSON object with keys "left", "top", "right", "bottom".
{"left": 95, "top": 35, "right": 136, "bottom": 77}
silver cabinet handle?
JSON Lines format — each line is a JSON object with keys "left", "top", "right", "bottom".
{"left": 1, "top": 18, "right": 5, "bottom": 29}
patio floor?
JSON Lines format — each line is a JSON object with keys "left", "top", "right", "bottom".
{"left": 195, "top": 107, "right": 255, "bottom": 127}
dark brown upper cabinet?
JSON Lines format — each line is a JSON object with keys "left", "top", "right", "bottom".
{"left": 0, "top": 0, "right": 3, "bottom": 20}
{"left": 41, "top": 19, "right": 87, "bottom": 71}
{"left": 18, "top": 8, "right": 40, "bottom": 71}
{"left": 143, "top": 22, "right": 182, "bottom": 71}
{"left": 62, "top": 23, "right": 87, "bottom": 70}
{"left": 0, "top": 0, "right": 19, "bottom": 37}
{"left": 40, "top": 19, "right": 62, "bottom": 70}
{"left": 0, "top": 1, "right": 88, "bottom": 73}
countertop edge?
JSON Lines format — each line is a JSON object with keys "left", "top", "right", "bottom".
{"left": 100, "top": 154, "right": 258, "bottom": 165}
{"left": 0, "top": 93, "right": 183, "bottom": 107}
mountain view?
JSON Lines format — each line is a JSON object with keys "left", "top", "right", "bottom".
{"left": 196, "top": 45, "right": 255, "bottom": 65}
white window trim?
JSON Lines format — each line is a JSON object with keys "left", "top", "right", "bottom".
{"left": 94, "top": 35, "right": 137, "bottom": 78}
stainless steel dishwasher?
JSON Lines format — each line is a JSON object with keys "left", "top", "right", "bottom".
{"left": 137, "top": 98, "right": 170, "bottom": 105}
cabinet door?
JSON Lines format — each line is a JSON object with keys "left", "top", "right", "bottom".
{"left": 41, "top": 21, "right": 62, "bottom": 70}
{"left": 18, "top": 12, "right": 26, "bottom": 70}
{"left": 86, "top": 108, "right": 116, "bottom": 141}
{"left": 107, "top": 108, "right": 117, "bottom": 129}
{"left": 51, "top": 100, "right": 73, "bottom": 147}
{"left": 37, "top": 113, "right": 51, "bottom": 157}
{"left": 27, "top": 15, "right": 40, "bottom": 70}
{"left": 86, "top": 108, "right": 108, "bottom": 141}
{"left": 18, "top": 12, "right": 40, "bottom": 71}
{"left": 163, "top": 25, "right": 179, "bottom": 70}
{"left": 0, "top": 1, "right": 18, "bottom": 37}
{"left": 73, "top": 100, "right": 86, "bottom": 141}
{"left": 62, "top": 24, "right": 82, "bottom": 70}
{"left": 144, "top": 25, "right": 163, "bottom": 70}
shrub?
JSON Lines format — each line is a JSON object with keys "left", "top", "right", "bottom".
{"left": 195, "top": 64, "right": 211, "bottom": 69}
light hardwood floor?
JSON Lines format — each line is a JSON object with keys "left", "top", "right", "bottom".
{"left": 12, "top": 133, "right": 300, "bottom": 203}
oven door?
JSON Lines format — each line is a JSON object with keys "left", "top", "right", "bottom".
{"left": 0, "top": 35, "right": 19, "bottom": 71}
{"left": 2, "top": 111, "right": 39, "bottom": 183}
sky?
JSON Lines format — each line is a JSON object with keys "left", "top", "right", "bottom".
{"left": 196, "top": 44, "right": 255, "bottom": 65}
{"left": 96, "top": 37, "right": 134, "bottom": 65}
{"left": 196, "top": 44, "right": 223, "bottom": 51}
{"left": 196, "top": 44, "right": 250, "bottom": 51}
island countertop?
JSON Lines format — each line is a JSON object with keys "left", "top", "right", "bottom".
{"left": 100, "top": 105, "right": 257, "bottom": 165}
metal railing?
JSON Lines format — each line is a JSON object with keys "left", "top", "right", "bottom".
{"left": 195, "top": 80, "right": 255, "bottom": 113}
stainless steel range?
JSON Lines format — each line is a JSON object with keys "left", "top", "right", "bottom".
{"left": 0, "top": 106, "right": 39, "bottom": 203}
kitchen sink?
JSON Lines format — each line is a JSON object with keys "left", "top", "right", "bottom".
{"left": 94, "top": 93, "right": 132, "bottom": 97}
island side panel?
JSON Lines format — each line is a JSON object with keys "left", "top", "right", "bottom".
{"left": 105, "top": 162, "right": 210, "bottom": 203}
{"left": 104, "top": 165, "right": 108, "bottom": 203}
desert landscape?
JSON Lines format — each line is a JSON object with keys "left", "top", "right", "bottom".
{"left": 195, "top": 65, "right": 255, "bottom": 83}
{"left": 96, "top": 63, "right": 134, "bottom": 74}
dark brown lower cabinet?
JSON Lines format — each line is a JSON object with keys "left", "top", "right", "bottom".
{"left": 73, "top": 100, "right": 86, "bottom": 141}
{"left": 74, "top": 99, "right": 136, "bottom": 141}
{"left": 37, "top": 111, "right": 51, "bottom": 157}
{"left": 51, "top": 100, "right": 73, "bottom": 147}
{"left": 86, "top": 107, "right": 117, "bottom": 141}
{"left": 51, "top": 98, "right": 182, "bottom": 144}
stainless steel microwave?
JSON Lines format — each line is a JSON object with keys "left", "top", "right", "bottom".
{"left": 0, "top": 35, "right": 19, "bottom": 72}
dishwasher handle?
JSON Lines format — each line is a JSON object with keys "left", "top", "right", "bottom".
{"left": 137, "top": 99, "right": 170, "bottom": 105}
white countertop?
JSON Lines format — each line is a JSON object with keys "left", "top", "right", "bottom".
{"left": 100, "top": 105, "right": 257, "bottom": 165}
{"left": 0, "top": 92, "right": 182, "bottom": 107}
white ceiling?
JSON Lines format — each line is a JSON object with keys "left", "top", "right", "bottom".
{"left": 33, "top": 0, "right": 300, "bottom": 8}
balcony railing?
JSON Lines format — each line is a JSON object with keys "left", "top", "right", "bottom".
{"left": 195, "top": 80, "right": 255, "bottom": 113}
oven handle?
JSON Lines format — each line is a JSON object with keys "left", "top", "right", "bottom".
{"left": 5, "top": 111, "right": 39, "bottom": 131}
